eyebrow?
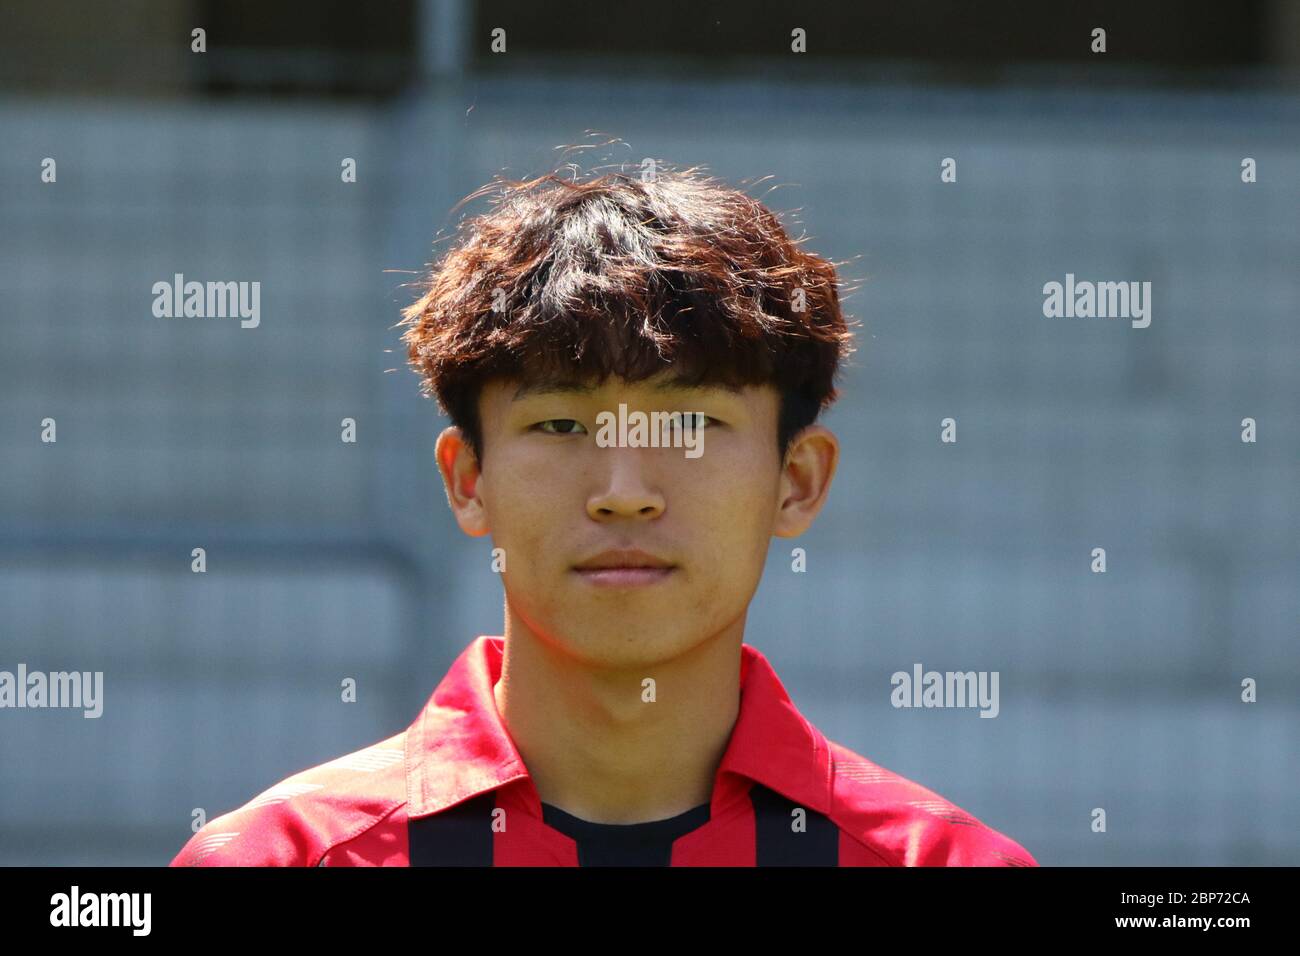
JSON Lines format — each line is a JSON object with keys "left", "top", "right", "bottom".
{"left": 511, "top": 377, "right": 745, "bottom": 401}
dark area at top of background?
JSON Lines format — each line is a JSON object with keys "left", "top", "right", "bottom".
{"left": 474, "top": 0, "right": 1266, "bottom": 69}
{"left": 195, "top": 0, "right": 418, "bottom": 98}
{"left": 0, "top": 0, "right": 1283, "bottom": 99}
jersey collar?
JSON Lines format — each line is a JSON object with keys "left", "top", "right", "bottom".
{"left": 406, "top": 635, "right": 832, "bottom": 821}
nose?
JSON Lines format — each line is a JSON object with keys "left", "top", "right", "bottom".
{"left": 585, "top": 448, "right": 666, "bottom": 521}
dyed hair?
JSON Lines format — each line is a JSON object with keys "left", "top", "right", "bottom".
{"left": 399, "top": 162, "right": 858, "bottom": 467}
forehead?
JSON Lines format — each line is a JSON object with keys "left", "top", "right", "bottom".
{"left": 506, "top": 371, "right": 749, "bottom": 402}
{"left": 478, "top": 371, "right": 779, "bottom": 427}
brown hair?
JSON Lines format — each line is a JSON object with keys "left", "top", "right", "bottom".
{"left": 399, "top": 161, "right": 859, "bottom": 467}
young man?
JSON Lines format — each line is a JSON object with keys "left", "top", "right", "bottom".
{"left": 171, "top": 164, "right": 1037, "bottom": 867}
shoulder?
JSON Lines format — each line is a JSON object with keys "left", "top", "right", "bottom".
{"left": 824, "top": 739, "right": 1038, "bottom": 867}
{"left": 169, "top": 731, "right": 409, "bottom": 867}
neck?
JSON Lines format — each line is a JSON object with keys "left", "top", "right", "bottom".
{"left": 494, "top": 613, "right": 744, "bottom": 825}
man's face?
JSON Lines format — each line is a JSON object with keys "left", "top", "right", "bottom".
{"left": 436, "top": 369, "right": 837, "bottom": 670}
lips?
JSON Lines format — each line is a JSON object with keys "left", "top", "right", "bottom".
{"left": 572, "top": 548, "right": 675, "bottom": 571}
{"left": 572, "top": 548, "right": 677, "bottom": 588}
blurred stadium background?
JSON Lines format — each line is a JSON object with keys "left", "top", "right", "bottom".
{"left": 1, "top": 0, "right": 1297, "bottom": 865}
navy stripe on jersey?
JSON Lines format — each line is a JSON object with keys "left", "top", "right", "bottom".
{"left": 541, "top": 800, "right": 710, "bottom": 866}
{"left": 408, "top": 784, "right": 842, "bottom": 865}
{"left": 408, "top": 791, "right": 496, "bottom": 866}
{"left": 749, "top": 782, "right": 840, "bottom": 866}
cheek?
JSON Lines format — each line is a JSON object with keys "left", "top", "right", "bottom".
{"left": 482, "top": 458, "right": 563, "bottom": 561}
{"left": 678, "top": 458, "right": 776, "bottom": 568}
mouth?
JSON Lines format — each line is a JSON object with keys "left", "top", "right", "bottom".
{"left": 571, "top": 548, "right": 678, "bottom": 588}
{"left": 571, "top": 566, "right": 677, "bottom": 588}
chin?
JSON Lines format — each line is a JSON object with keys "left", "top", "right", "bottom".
{"left": 554, "top": 624, "right": 701, "bottom": 670}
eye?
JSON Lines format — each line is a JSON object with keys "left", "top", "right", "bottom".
{"left": 671, "top": 413, "right": 717, "bottom": 428}
{"left": 534, "top": 419, "right": 587, "bottom": 435}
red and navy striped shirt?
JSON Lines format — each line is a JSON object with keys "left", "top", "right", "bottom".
{"left": 171, "top": 636, "right": 1037, "bottom": 866}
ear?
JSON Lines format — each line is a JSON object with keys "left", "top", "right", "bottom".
{"left": 435, "top": 426, "right": 491, "bottom": 537}
{"left": 772, "top": 424, "right": 839, "bottom": 538}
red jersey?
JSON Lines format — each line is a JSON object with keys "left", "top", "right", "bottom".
{"left": 170, "top": 636, "right": 1037, "bottom": 867}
